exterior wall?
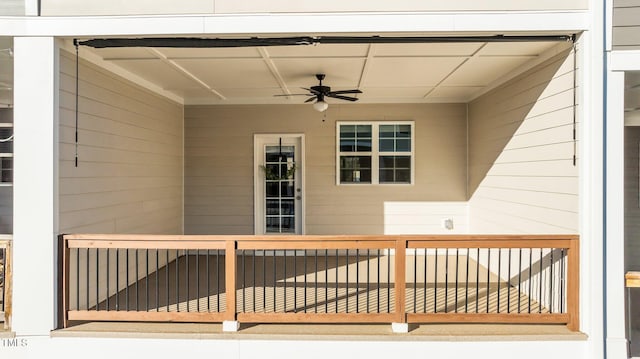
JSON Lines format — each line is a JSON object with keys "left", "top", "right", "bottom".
{"left": 184, "top": 103, "right": 467, "bottom": 235}
{"left": 468, "top": 48, "right": 578, "bottom": 234}
{"left": 58, "top": 49, "right": 184, "bottom": 234}
{"left": 40, "top": 0, "right": 587, "bottom": 16}
{"left": 613, "top": 0, "right": 640, "bottom": 50}
{"left": 0, "top": 0, "right": 24, "bottom": 16}
{"left": 384, "top": 201, "right": 468, "bottom": 234}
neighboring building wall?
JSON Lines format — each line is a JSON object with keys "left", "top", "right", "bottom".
{"left": 467, "top": 48, "right": 578, "bottom": 233}
{"left": 613, "top": 0, "right": 640, "bottom": 50}
{"left": 184, "top": 103, "right": 467, "bottom": 235}
{"left": 626, "top": 126, "right": 640, "bottom": 270}
{"left": 0, "top": 0, "right": 24, "bottom": 15}
{"left": 40, "top": 0, "right": 587, "bottom": 16}
{"left": 58, "top": 49, "right": 184, "bottom": 234}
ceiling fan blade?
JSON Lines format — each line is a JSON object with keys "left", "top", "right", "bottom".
{"left": 304, "top": 96, "right": 318, "bottom": 103}
{"left": 274, "top": 93, "right": 314, "bottom": 97}
{"left": 328, "top": 94, "right": 359, "bottom": 102}
{"left": 302, "top": 87, "right": 322, "bottom": 95}
{"left": 328, "top": 89, "right": 362, "bottom": 95}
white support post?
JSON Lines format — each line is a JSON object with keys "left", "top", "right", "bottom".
{"left": 391, "top": 322, "right": 409, "bottom": 334}
{"left": 605, "top": 70, "right": 630, "bottom": 359}
{"left": 11, "top": 37, "right": 59, "bottom": 335}
{"left": 222, "top": 320, "right": 240, "bottom": 332}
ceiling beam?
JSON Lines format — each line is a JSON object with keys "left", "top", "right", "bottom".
{"left": 357, "top": 44, "right": 375, "bottom": 90}
{"left": 258, "top": 47, "right": 292, "bottom": 96}
{"left": 422, "top": 43, "right": 486, "bottom": 99}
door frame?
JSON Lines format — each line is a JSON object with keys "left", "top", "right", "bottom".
{"left": 253, "top": 133, "right": 306, "bottom": 235}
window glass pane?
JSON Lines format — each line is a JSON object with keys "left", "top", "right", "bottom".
{"left": 379, "top": 125, "right": 394, "bottom": 138}
{"left": 340, "top": 139, "right": 355, "bottom": 152}
{"left": 356, "top": 125, "right": 372, "bottom": 138}
{"left": 266, "top": 217, "right": 280, "bottom": 233}
{"left": 395, "top": 156, "right": 411, "bottom": 168}
{"left": 395, "top": 169, "right": 411, "bottom": 183}
{"left": 280, "top": 182, "right": 295, "bottom": 198}
{"left": 265, "top": 182, "right": 279, "bottom": 197}
{"left": 396, "top": 139, "right": 411, "bottom": 152}
{"left": 397, "top": 125, "right": 411, "bottom": 138}
{"left": 340, "top": 125, "right": 356, "bottom": 138}
{"left": 379, "top": 169, "right": 394, "bottom": 183}
{"left": 340, "top": 156, "right": 371, "bottom": 169}
{"left": 379, "top": 139, "right": 394, "bottom": 152}
{"left": 281, "top": 200, "right": 295, "bottom": 215}
{"left": 356, "top": 139, "right": 372, "bottom": 152}
{"left": 379, "top": 156, "right": 395, "bottom": 168}
{"left": 281, "top": 217, "right": 295, "bottom": 233}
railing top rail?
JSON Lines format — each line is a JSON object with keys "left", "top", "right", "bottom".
{"left": 62, "top": 233, "right": 579, "bottom": 242}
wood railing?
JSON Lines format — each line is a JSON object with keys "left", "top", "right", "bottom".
{"left": 0, "top": 238, "right": 11, "bottom": 330}
{"left": 61, "top": 234, "right": 579, "bottom": 331}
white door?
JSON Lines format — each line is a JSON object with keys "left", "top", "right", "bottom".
{"left": 254, "top": 135, "right": 304, "bottom": 235}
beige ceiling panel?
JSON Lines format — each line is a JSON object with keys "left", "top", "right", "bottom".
{"left": 90, "top": 47, "right": 157, "bottom": 60}
{"left": 361, "top": 87, "right": 433, "bottom": 98}
{"left": 175, "top": 58, "right": 278, "bottom": 88}
{"left": 267, "top": 44, "right": 369, "bottom": 58}
{"left": 479, "top": 42, "right": 558, "bottom": 56}
{"left": 219, "top": 88, "right": 285, "bottom": 98}
{"left": 374, "top": 43, "right": 483, "bottom": 57}
{"left": 440, "top": 56, "right": 534, "bottom": 87}
{"left": 365, "top": 57, "right": 466, "bottom": 87}
{"left": 427, "top": 86, "right": 484, "bottom": 100}
{"left": 108, "top": 59, "right": 199, "bottom": 89}
{"left": 158, "top": 47, "right": 261, "bottom": 59}
{"left": 274, "top": 58, "right": 365, "bottom": 87}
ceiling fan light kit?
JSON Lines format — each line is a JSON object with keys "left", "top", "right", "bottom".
{"left": 313, "top": 99, "right": 329, "bottom": 112}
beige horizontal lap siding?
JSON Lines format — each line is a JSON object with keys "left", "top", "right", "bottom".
{"left": 468, "top": 48, "right": 578, "bottom": 234}
{"left": 613, "top": 0, "right": 640, "bottom": 50}
{"left": 184, "top": 104, "right": 467, "bottom": 235}
{"left": 59, "top": 50, "right": 184, "bottom": 307}
{"left": 41, "top": 0, "right": 587, "bottom": 15}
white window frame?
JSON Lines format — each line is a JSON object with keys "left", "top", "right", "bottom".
{"left": 336, "top": 121, "right": 415, "bottom": 185}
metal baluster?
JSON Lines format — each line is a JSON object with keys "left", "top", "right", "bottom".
{"left": 196, "top": 249, "right": 200, "bottom": 312}
{"left": 284, "top": 250, "right": 287, "bottom": 312}
{"left": 387, "top": 248, "right": 390, "bottom": 313}
{"left": 273, "top": 250, "right": 276, "bottom": 312}
{"left": 465, "top": 248, "right": 470, "bottom": 313}
{"left": 346, "top": 249, "right": 349, "bottom": 313}
{"left": 76, "top": 248, "right": 80, "bottom": 311}
{"left": 156, "top": 249, "right": 160, "bottom": 312}
{"left": 207, "top": 250, "right": 210, "bottom": 312}
{"left": 185, "top": 249, "right": 188, "bottom": 312}
{"left": 325, "top": 250, "right": 328, "bottom": 313}
{"left": 455, "top": 249, "right": 459, "bottom": 313}
{"left": 560, "top": 248, "right": 565, "bottom": 313}
{"left": 87, "top": 248, "right": 90, "bottom": 311}
{"left": 146, "top": 249, "right": 149, "bottom": 312}
{"left": 424, "top": 249, "right": 428, "bottom": 313}
{"left": 444, "top": 248, "right": 449, "bottom": 313}
{"left": 294, "top": 250, "right": 297, "bottom": 313}
{"left": 550, "top": 249, "right": 554, "bottom": 313}
{"left": 304, "top": 250, "right": 308, "bottom": 313}
{"left": 253, "top": 250, "right": 256, "bottom": 313}
{"left": 125, "top": 248, "right": 129, "bottom": 311}
{"left": 434, "top": 248, "right": 438, "bottom": 313}
{"left": 217, "top": 249, "right": 220, "bottom": 312}
{"left": 507, "top": 249, "right": 512, "bottom": 313}
{"left": 528, "top": 248, "right": 533, "bottom": 313}
{"left": 115, "top": 249, "right": 119, "bottom": 311}
{"left": 166, "top": 250, "right": 169, "bottom": 312}
{"left": 176, "top": 249, "right": 180, "bottom": 312}
{"left": 96, "top": 249, "right": 99, "bottom": 310}
{"left": 336, "top": 249, "right": 339, "bottom": 313}
{"left": 136, "top": 249, "right": 139, "bottom": 311}
{"left": 367, "top": 250, "right": 370, "bottom": 314}
{"left": 315, "top": 250, "right": 318, "bottom": 313}
{"left": 377, "top": 249, "right": 380, "bottom": 313}
{"left": 106, "top": 248, "right": 110, "bottom": 311}
{"left": 497, "top": 248, "right": 501, "bottom": 313}
{"left": 517, "top": 249, "right": 522, "bottom": 313}
{"left": 263, "top": 250, "right": 267, "bottom": 312}
{"left": 539, "top": 248, "right": 543, "bottom": 313}
{"left": 413, "top": 249, "right": 417, "bottom": 313}
{"left": 241, "top": 250, "right": 245, "bottom": 313}
{"left": 486, "top": 248, "right": 491, "bottom": 313}
{"left": 356, "top": 250, "right": 359, "bottom": 313}
{"left": 475, "top": 248, "right": 480, "bottom": 313}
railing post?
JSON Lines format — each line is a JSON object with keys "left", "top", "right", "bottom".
{"left": 224, "top": 240, "right": 238, "bottom": 329}
{"left": 394, "top": 238, "right": 406, "bottom": 325}
{"left": 3, "top": 241, "right": 12, "bottom": 330}
{"left": 566, "top": 238, "right": 580, "bottom": 331}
